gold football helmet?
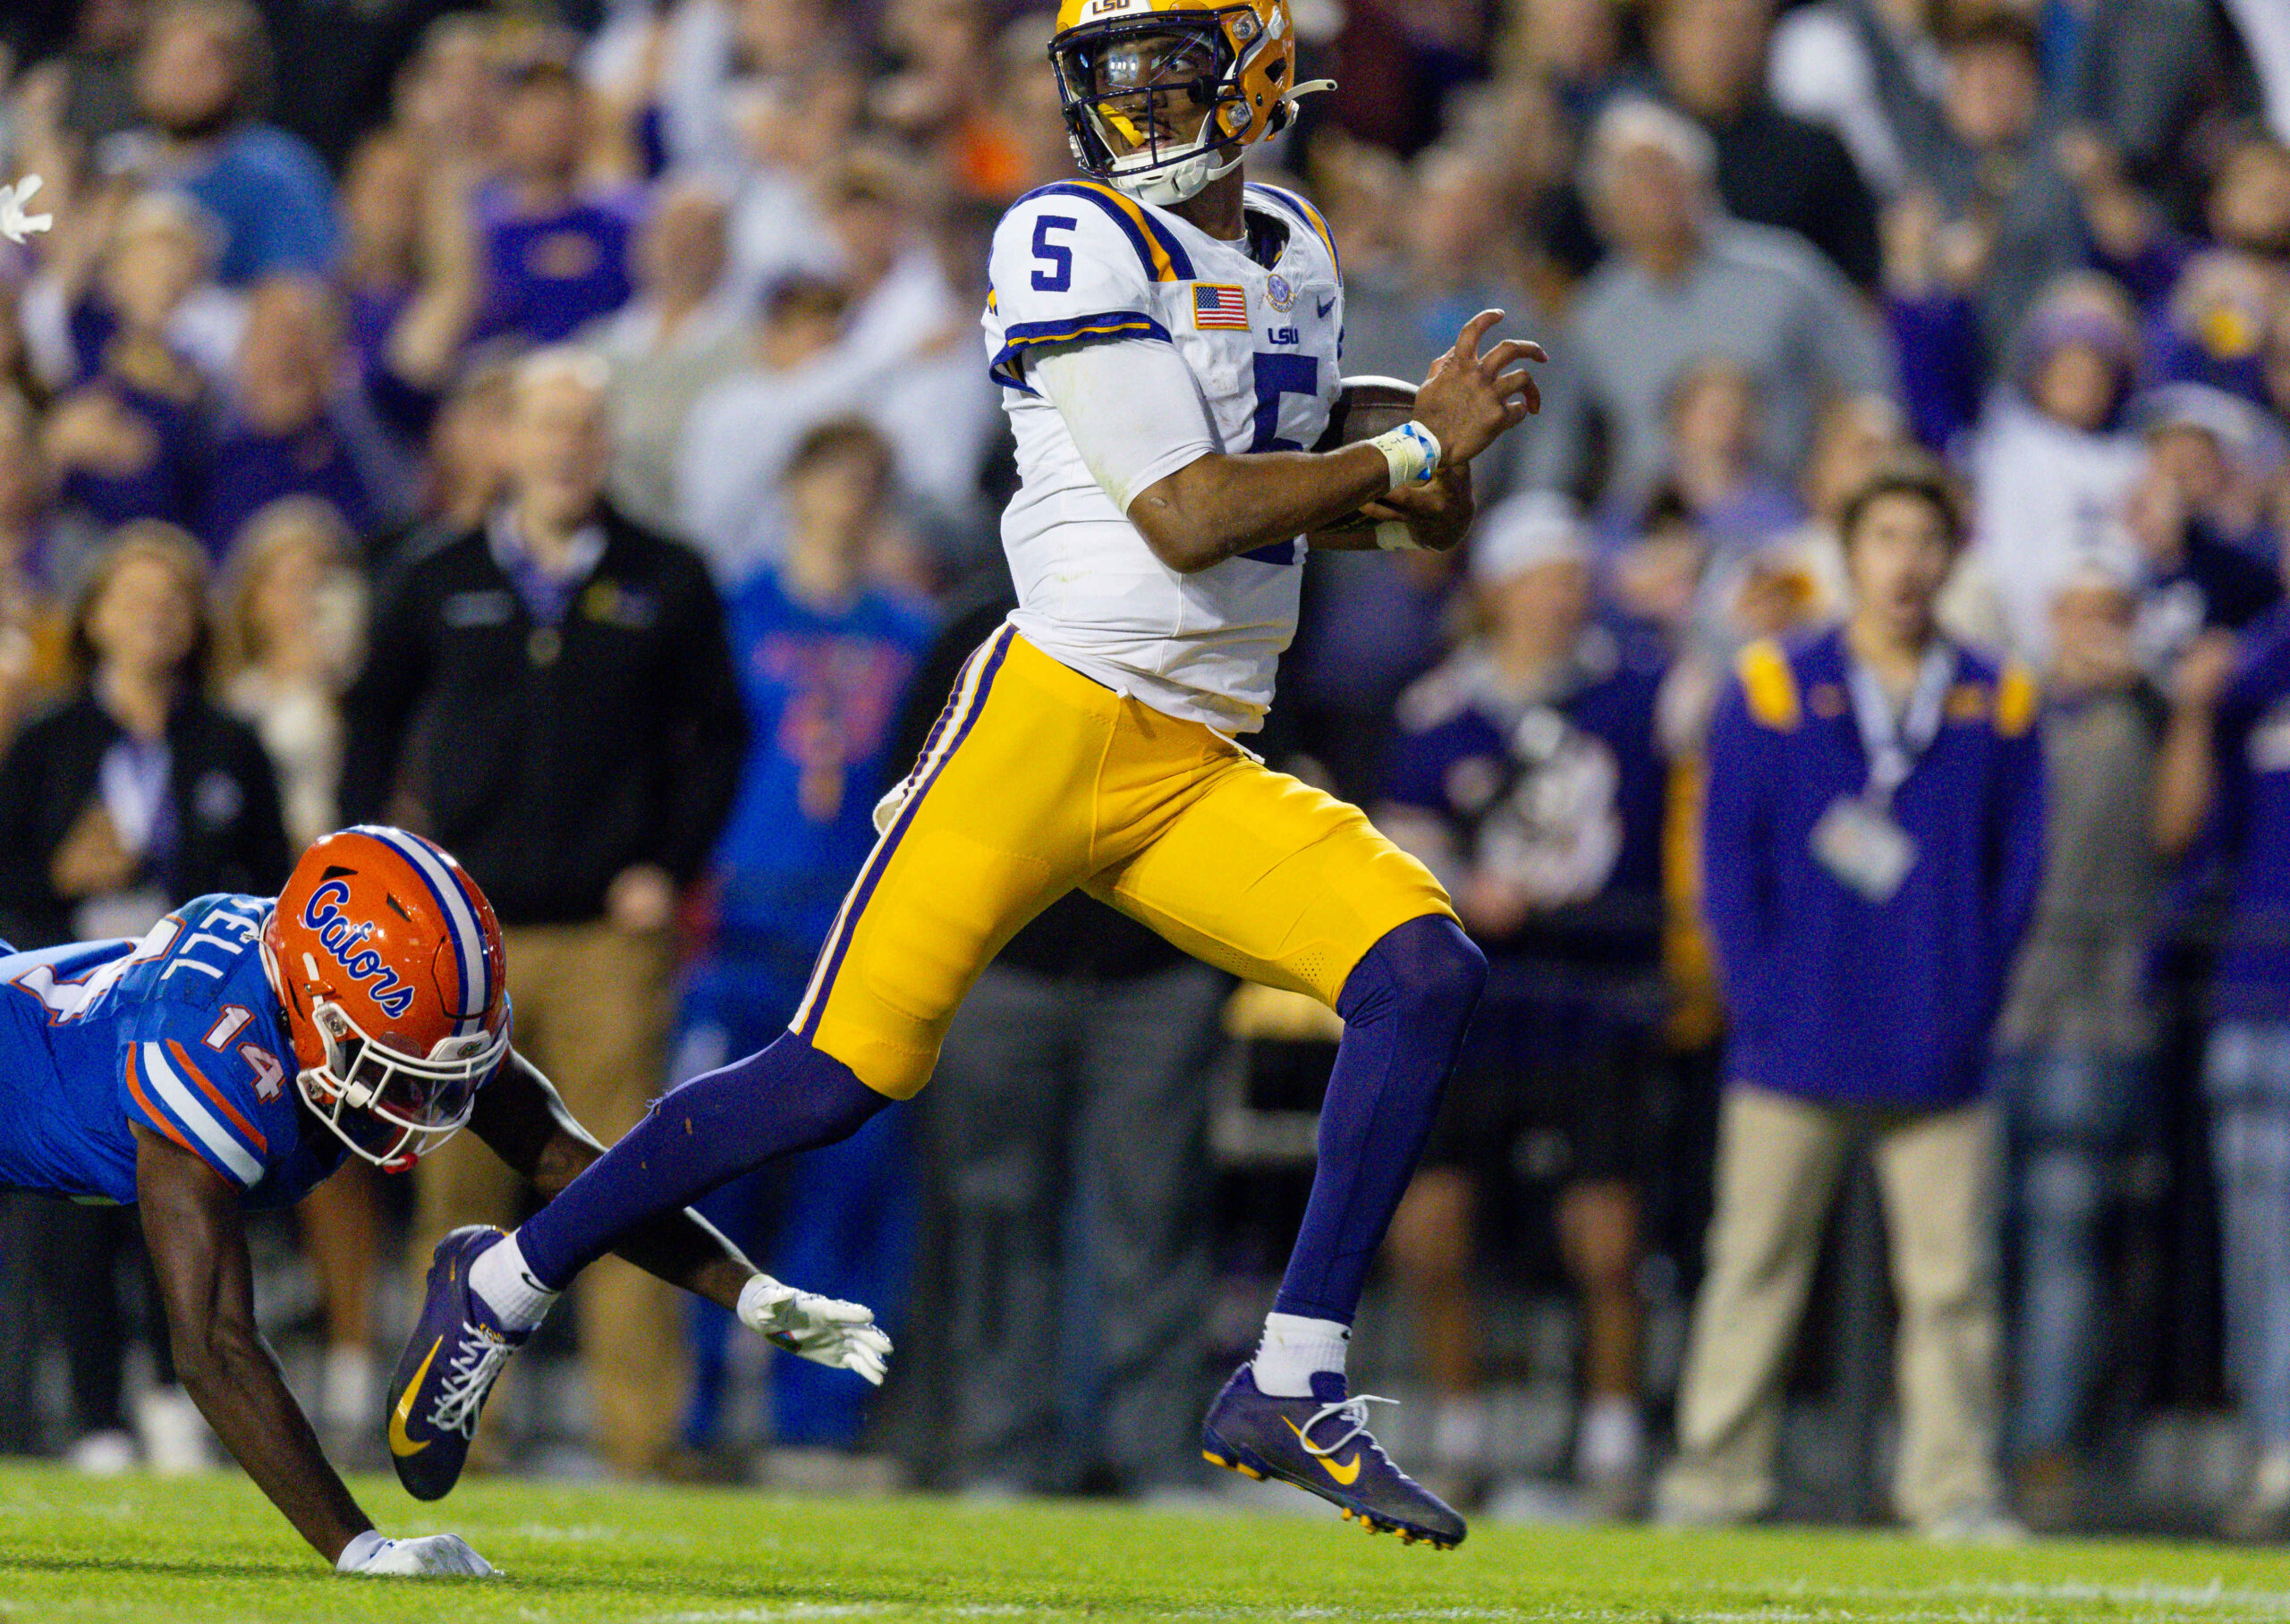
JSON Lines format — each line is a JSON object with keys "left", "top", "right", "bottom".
{"left": 1048, "top": 0, "right": 1332, "bottom": 207}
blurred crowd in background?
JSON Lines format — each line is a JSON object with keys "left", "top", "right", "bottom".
{"left": 0, "top": 0, "right": 2287, "bottom": 1545}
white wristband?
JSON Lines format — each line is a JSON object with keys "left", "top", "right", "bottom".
{"left": 1369, "top": 420, "right": 1440, "bottom": 491}
{"left": 1374, "top": 520, "right": 1423, "bottom": 551}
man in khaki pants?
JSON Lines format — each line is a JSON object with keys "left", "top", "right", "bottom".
{"left": 1658, "top": 464, "right": 2044, "bottom": 1537}
{"left": 342, "top": 350, "right": 747, "bottom": 1474}
{"left": 409, "top": 925, "right": 679, "bottom": 1472}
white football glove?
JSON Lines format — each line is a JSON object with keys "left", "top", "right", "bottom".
{"left": 336, "top": 1529, "right": 496, "bottom": 1578}
{"left": 0, "top": 176, "right": 53, "bottom": 246}
{"left": 737, "top": 1274, "right": 892, "bottom": 1386}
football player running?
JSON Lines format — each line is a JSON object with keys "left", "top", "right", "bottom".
{"left": 0, "top": 827, "right": 886, "bottom": 1576}
{"left": 389, "top": 0, "right": 1539, "bottom": 1551}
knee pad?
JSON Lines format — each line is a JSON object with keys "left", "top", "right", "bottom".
{"left": 1338, "top": 913, "right": 1487, "bottom": 1028}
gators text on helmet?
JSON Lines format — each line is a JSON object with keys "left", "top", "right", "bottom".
{"left": 262, "top": 826, "right": 510, "bottom": 1172}
{"left": 1049, "top": 0, "right": 1333, "bottom": 207}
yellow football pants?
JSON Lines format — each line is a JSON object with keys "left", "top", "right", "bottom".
{"left": 792, "top": 627, "right": 1455, "bottom": 1098}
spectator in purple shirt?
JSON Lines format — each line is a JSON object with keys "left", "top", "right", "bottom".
{"left": 1380, "top": 495, "right": 1669, "bottom": 1514}
{"left": 2066, "top": 134, "right": 2290, "bottom": 407}
{"left": 2155, "top": 547, "right": 2290, "bottom": 1540}
{"left": 1661, "top": 462, "right": 2044, "bottom": 1538}
{"left": 42, "top": 199, "right": 213, "bottom": 536}
{"left": 335, "top": 127, "right": 480, "bottom": 452}
{"left": 201, "top": 278, "right": 403, "bottom": 555}
{"left": 471, "top": 57, "right": 639, "bottom": 348}
{"left": 121, "top": 0, "right": 340, "bottom": 287}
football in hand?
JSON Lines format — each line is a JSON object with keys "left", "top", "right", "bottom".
{"left": 1313, "top": 376, "right": 1418, "bottom": 533}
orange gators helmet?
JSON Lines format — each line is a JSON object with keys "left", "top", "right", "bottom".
{"left": 1049, "top": 0, "right": 1333, "bottom": 207}
{"left": 262, "top": 826, "right": 511, "bottom": 1172}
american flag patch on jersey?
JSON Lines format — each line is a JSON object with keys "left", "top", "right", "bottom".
{"left": 1192, "top": 284, "right": 1250, "bottom": 330}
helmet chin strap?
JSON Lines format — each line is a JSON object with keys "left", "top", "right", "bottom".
{"left": 1107, "top": 80, "right": 1340, "bottom": 207}
{"left": 1117, "top": 144, "right": 1244, "bottom": 207}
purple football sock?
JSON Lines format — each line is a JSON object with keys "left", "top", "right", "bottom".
{"left": 516, "top": 1028, "right": 890, "bottom": 1290}
{"left": 1272, "top": 913, "right": 1485, "bottom": 1324}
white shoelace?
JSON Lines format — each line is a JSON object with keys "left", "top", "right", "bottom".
{"left": 426, "top": 1328, "right": 513, "bottom": 1438}
{"left": 1297, "top": 1393, "right": 1396, "bottom": 1459}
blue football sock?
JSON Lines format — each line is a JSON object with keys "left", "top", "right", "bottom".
{"left": 1272, "top": 913, "right": 1485, "bottom": 1324}
{"left": 517, "top": 1029, "right": 891, "bottom": 1290}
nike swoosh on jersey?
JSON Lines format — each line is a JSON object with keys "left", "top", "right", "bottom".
{"left": 388, "top": 1337, "right": 443, "bottom": 1458}
{"left": 1315, "top": 297, "right": 1336, "bottom": 318}
{"left": 1283, "top": 1417, "right": 1361, "bottom": 1484}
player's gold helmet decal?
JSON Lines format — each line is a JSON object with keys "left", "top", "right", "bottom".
{"left": 1049, "top": 0, "right": 1332, "bottom": 207}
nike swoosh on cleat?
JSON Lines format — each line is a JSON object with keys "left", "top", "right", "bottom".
{"left": 1282, "top": 1417, "right": 1361, "bottom": 1485}
{"left": 387, "top": 1337, "right": 443, "bottom": 1458}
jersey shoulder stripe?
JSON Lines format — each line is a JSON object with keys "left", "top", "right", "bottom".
{"left": 131, "top": 1040, "right": 264, "bottom": 1187}
{"left": 165, "top": 1038, "right": 268, "bottom": 1155}
{"left": 1023, "top": 182, "right": 1196, "bottom": 283}
{"left": 988, "top": 310, "right": 1175, "bottom": 392}
{"left": 124, "top": 1047, "right": 200, "bottom": 1160}
{"left": 1245, "top": 182, "right": 1341, "bottom": 276}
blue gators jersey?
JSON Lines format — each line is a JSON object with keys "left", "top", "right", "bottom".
{"left": 0, "top": 894, "right": 345, "bottom": 1207}
{"left": 712, "top": 571, "right": 934, "bottom": 967}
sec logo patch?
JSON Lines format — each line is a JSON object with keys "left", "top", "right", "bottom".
{"left": 1266, "top": 272, "right": 1295, "bottom": 312}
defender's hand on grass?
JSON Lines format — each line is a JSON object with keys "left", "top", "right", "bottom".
{"left": 335, "top": 1530, "right": 496, "bottom": 1577}
{"left": 739, "top": 1275, "right": 893, "bottom": 1386}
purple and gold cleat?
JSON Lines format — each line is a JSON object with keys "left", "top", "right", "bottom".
{"left": 385, "top": 1225, "right": 528, "bottom": 1501}
{"left": 1201, "top": 1365, "right": 1466, "bottom": 1549}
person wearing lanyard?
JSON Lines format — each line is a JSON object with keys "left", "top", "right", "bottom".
{"left": 1656, "top": 461, "right": 2047, "bottom": 1540}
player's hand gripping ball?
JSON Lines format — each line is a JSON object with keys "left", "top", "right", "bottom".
{"left": 1317, "top": 376, "right": 1479, "bottom": 552}
{"left": 1314, "top": 376, "right": 1422, "bottom": 534}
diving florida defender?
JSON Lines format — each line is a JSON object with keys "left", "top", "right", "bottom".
{"left": 388, "top": 0, "right": 1542, "bottom": 1550}
{"left": 0, "top": 826, "right": 884, "bottom": 1575}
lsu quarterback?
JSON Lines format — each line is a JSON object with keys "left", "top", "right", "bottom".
{"left": 0, "top": 827, "right": 886, "bottom": 1576}
{"left": 389, "top": 0, "right": 1542, "bottom": 1550}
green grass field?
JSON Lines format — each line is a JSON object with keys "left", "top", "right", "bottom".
{"left": 0, "top": 1463, "right": 2286, "bottom": 1623}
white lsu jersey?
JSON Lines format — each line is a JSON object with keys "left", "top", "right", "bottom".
{"left": 981, "top": 178, "right": 1346, "bottom": 733}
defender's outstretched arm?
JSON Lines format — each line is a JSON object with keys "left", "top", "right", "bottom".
{"left": 467, "top": 1050, "right": 759, "bottom": 1311}
{"left": 134, "top": 1124, "right": 376, "bottom": 1563}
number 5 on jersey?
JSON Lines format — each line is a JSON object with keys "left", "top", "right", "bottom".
{"left": 1240, "top": 353, "right": 1319, "bottom": 565}
{"left": 1031, "top": 216, "right": 1077, "bottom": 292}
